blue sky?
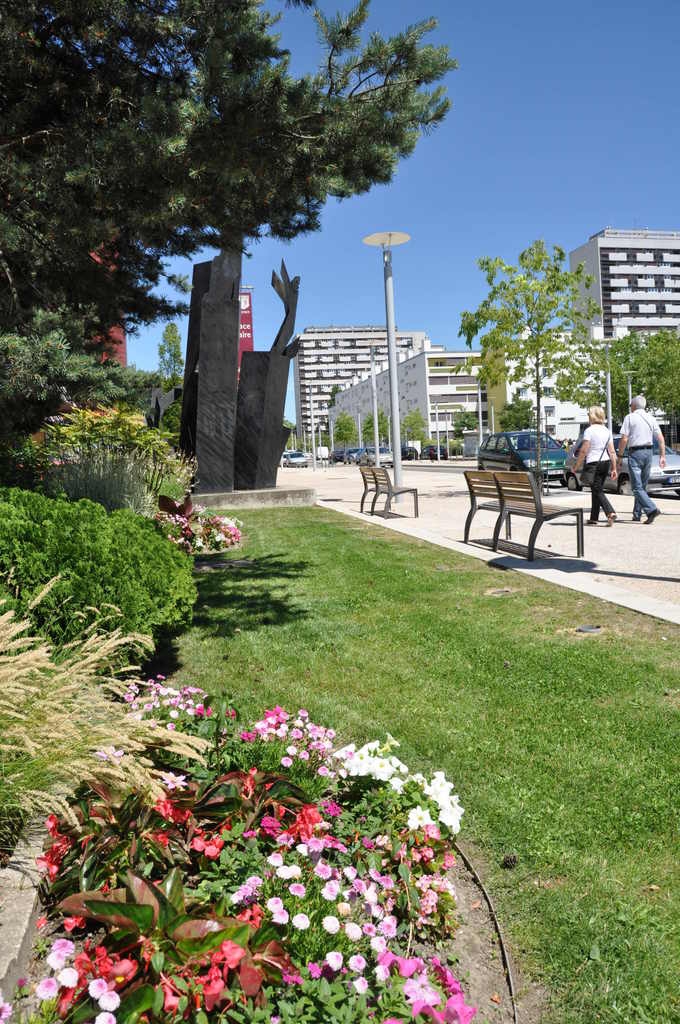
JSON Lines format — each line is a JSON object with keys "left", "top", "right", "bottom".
{"left": 130, "top": 0, "right": 680, "bottom": 420}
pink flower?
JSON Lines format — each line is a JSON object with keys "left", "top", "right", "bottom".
{"left": 362, "top": 922, "right": 377, "bottom": 936}
{"left": 266, "top": 897, "right": 284, "bottom": 913}
{"left": 272, "top": 909, "right": 289, "bottom": 925}
{"left": 348, "top": 955, "right": 366, "bottom": 973}
{"left": 36, "top": 979, "right": 59, "bottom": 1001}
{"left": 370, "top": 936, "right": 387, "bottom": 954}
{"left": 88, "top": 980, "right": 109, "bottom": 999}
{"left": 289, "top": 883, "right": 306, "bottom": 897}
{"left": 95, "top": 1014, "right": 117, "bottom": 1024}
{"left": 0, "top": 999, "right": 11, "bottom": 1024}
{"left": 314, "top": 861, "right": 332, "bottom": 880}
{"left": 345, "top": 922, "right": 362, "bottom": 942}
{"left": 281, "top": 757, "right": 293, "bottom": 768}
{"left": 322, "top": 915, "right": 340, "bottom": 934}
{"left": 98, "top": 992, "right": 120, "bottom": 1012}
{"left": 307, "top": 962, "right": 322, "bottom": 979}
{"left": 51, "top": 939, "right": 75, "bottom": 958}
{"left": 292, "top": 913, "right": 310, "bottom": 930}
{"left": 443, "top": 993, "right": 477, "bottom": 1024}
{"left": 321, "top": 880, "right": 340, "bottom": 900}
{"left": 375, "top": 963, "right": 390, "bottom": 982}
{"left": 352, "top": 977, "right": 368, "bottom": 994}
{"left": 379, "top": 915, "right": 397, "bottom": 938}
{"left": 403, "top": 974, "right": 441, "bottom": 1009}
{"left": 325, "top": 952, "right": 343, "bottom": 972}
{"left": 267, "top": 852, "right": 284, "bottom": 867}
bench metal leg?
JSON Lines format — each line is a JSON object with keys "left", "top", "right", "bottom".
{"left": 370, "top": 490, "right": 380, "bottom": 514}
{"left": 360, "top": 487, "right": 370, "bottom": 513}
{"left": 505, "top": 512, "right": 512, "bottom": 540}
{"left": 492, "top": 510, "right": 507, "bottom": 551}
{"left": 527, "top": 517, "right": 543, "bottom": 561}
{"left": 576, "top": 510, "right": 584, "bottom": 557}
{"left": 464, "top": 500, "right": 477, "bottom": 542}
{"left": 412, "top": 491, "right": 418, "bottom": 518}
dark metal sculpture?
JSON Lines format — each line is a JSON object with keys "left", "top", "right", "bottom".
{"left": 179, "top": 251, "right": 299, "bottom": 492}
{"left": 147, "top": 385, "right": 182, "bottom": 429}
{"left": 234, "top": 263, "right": 300, "bottom": 489}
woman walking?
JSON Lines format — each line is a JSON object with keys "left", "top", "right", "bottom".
{"left": 574, "top": 406, "right": 618, "bottom": 525}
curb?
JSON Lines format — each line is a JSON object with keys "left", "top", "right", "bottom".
{"left": 0, "top": 826, "right": 43, "bottom": 997}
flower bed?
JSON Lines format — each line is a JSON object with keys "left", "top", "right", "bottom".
{"left": 154, "top": 509, "right": 242, "bottom": 555}
{"left": 3, "top": 684, "right": 476, "bottom": 1024}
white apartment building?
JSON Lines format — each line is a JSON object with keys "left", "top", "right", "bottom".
{"left": 500, "top": 376, "right": 588, "bottom": 441}
{"left": 331, "top": 348, "right": 490, "bottom": 442}
{"left": 570, "top": 227, "right": 680, "bottom": 338}
{"left": 293, "top": 325, "right": 431, "bottom": 438}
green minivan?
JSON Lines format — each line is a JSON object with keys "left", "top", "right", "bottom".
{"left": 477, "top": 431, "right": 568, "bottom": 484}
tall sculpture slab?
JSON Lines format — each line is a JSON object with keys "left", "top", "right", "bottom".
{"left": 234, "top": 263, "right": 300, "bottom": 489}
{"left": 179, "top": 252, "right": 299, "bottom": 492}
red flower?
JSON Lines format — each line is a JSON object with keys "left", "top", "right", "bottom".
{"left": 150, "top": 830, "right": 170, "bottom": 848}
{"left": 45, "top": 814, "right": 60, "bottom": 837}
{"left": 236, "top": 904, "right": 263, "bottom": 929}
{"left": 161, "top": 980, "right": 181, "bottom": 1014}
{"left": 154, "top": 798, "right": 191, "bottom": 824}
{"left": 63, "top": 915, "right": 86, "bottom": 933}
{"left": 203, "top": 837, "right": 224, "bottom": 860}
{"left": 288, "top": 804, "right": 323, "bottom": 841}
{"left": 36, "top": 915, "right": 48, "bottom": 930}
{"left": 107, "top": 958, "right": 138, "bottom": 987}
{"left": 198, "top": 966, "right": 227, "bottom": 1012}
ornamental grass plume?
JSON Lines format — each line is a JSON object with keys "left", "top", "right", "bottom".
{"left": 0, "top": 593, "right": 206, "bottom": 853}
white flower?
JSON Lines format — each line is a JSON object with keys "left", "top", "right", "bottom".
{"left": 389, "top": 776, "right": 406, "bottom": 793}
{"left": 322, "top": 915, "right": 340, "bottom": 934}
{"left": 267, "top": 852, "right": 284, "bottom": 867}
{"left": 88, "top": 980, "right": 109, "bottom": 1000}
{"left": 407, "top": 806, "right": 435, "bottom": 830}
{"left": 292, "top": 913, "right": 310, "bottom": 930}
{"left": 325, "top": 952, "right": 343, "bottom": 972}
{"left": 276, "top": 864, "right": 302, "bottom": 880}
{"left": 57, "top": 968, "right": 78, "bottom": 989}
{"left": 344, "top": 922, "right": 362, "bottom": 942}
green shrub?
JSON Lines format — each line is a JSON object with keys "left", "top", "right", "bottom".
{"left": 45, "top": 408, "right": 194, "bottom": 513}
{"left": 0, "top": 488, "right": 196, "bottom": 646}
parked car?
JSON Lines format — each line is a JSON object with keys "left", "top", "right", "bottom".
{"left": 477, "top": 431, "right": 567, "bottom": 483}
{"left": 331, "top": 449, "right": 347, "bottom": 463}
{"left": 283, "top": 450, "right": 311, "bottom": 467}
{"left": 564, "top": 436, "right": 680, "bottom": 495}
{"left": 360, "top": 446, "right": 394, "bottom": 467}
{"left": 420, "top": 445, "right": 448, "bottom": 460}
{"left": 401, "top": 445, "right": 420, "bottom": 461}
{"left": 344, "top": 448, "right": 364, "bottom": 464}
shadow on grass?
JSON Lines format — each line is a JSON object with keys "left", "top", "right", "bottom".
{"left": 192, "top": 553, "right": 310, "bottom": 637}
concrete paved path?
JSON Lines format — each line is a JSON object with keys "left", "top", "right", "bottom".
{"left": 277, "top": 461, "right": 680, "bottom": 625}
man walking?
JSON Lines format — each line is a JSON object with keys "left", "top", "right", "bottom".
{"left": 617, "top": 395, "right": 666, "bottom": 524}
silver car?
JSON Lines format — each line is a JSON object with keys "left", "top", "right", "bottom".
{"left": 283, "top": 450, "right": 311, "bottom": 467}
{"left": 359, "top": 446, "right": 394, "bottom": 468}
{"left": 565, "top": 436, "right": 680, "bottom": 495}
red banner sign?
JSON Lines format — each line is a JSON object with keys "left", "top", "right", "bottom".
{"left": 238, "top": 289, "right": 254, "bottom": 367}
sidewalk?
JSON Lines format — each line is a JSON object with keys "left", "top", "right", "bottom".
{"left": 278, "top": 462, "right": 680, "bottom": 625}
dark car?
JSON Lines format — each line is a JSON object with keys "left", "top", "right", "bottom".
{"left": 477, "top": 431, "right": 567, "bottom": 483}
{"left": 401, "top": 446, "right": 420, "bottom": 461}
{"left": 331, "top": 449, "right": 347, "bottom": 463}
{"left": 420, "top": 445, "right": 448, "bottom": 460}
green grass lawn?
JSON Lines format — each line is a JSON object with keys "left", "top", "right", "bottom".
{"left": 173, "top": 507, "right": 680, "bottom": 1024}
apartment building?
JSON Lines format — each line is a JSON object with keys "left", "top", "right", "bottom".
{"left": 570, "top": 228, "right": 680, "bottom": 338}
{"left": 331, "top": 348, "right": 499, "bottom": 441}
{"left": 292, "top": 325, "right": 431, "bottom": 438}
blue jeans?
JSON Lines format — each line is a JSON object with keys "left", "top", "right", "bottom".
{"left": 628, "top": 449, "right": 657, "bottom": 519}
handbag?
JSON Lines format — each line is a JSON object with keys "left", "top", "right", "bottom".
{"left": 580, "top": 431, "right": 610, "bottom": 487}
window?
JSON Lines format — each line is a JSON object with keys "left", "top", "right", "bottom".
{"left": 495, "top": 436, "right": 510, "bottom": 453}
{"left": 518, "top": 388, "right": 528, "bottom": 399}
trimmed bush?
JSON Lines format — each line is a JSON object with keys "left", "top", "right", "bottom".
{"left": 0, "top": 488, "right": 196, "bottom": 646}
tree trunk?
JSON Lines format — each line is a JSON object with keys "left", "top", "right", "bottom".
{"left": 535, "top": 357, "right": 542, "bottom": 490}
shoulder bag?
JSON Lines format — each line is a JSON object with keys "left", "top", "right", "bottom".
{"left": 580, "top": 431, "right": 610, "bottom": 488}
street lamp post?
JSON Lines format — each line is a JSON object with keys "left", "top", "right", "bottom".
{"left": 357, "top": 413, "right": 363, "bottom": 447}
{"left": 434, "top": 403, "right": 440, "bottom": 462}
{"left": 477, "top": 378, "right": 484, "bottom": 441}
{"left": 369, "top": 344, "right": 381, "bottom": 467}
{"left": 308, "top": 385, "right": 317, "bottom": 471}
{"left": 624, "top": 371, "right": 634, "bottom": 405}
{"left": 363, "top": 231, "right": 410, "bottom": 490}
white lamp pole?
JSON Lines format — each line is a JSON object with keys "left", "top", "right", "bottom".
{"left": 369, "top": 345, "right": 381, "bottom": 467}
{"left": 434, "top": 403, "right": 440, "bottom": 461}
{"left": 357, "top": 413, "right": 363, "bottom": 447}
{"left": 363, "top": 231, "right": 410, "bottom": 489}
{"left": 477, "top": 378, "right": 484, "bottom": 441}
{"left": 308, "top": 385, "right": 317, "bottom": 471}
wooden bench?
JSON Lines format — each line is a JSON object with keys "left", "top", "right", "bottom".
{"left": 359, "top": 465, "right": 378, "bottom": 513}
{"left": 463, "top": 470, "right": 503, "bottom": 547}
{"left": 361, "top": 467, "right": 419, "bottom": 517}
{"left": 464, "top": 469, "right": 584, "bottom": 560}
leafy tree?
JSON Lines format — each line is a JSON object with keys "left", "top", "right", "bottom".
{"left": 158, "top": 324, "right": 184, "bottom": 388}
{"left": 333, "top": 412, "right": 357, "bottom": 447}
{"left": 1, "top": 0, "right": 454, "bottom": 341}
{"left": 498, "top": 397, "right": 535, "bottom": 431}
{"left": 583, "top": 330, "right": 680, "bottom": 425}
{"left": 451, "top": 411, "right": 478, "bottom": 436}
{"left": 401, "top": 409, "right": 427, "bottom": 443}
{"left": 363, "top": 410, "right": 389, "bottom": 445}
{"left": 0, "top": 314, "right": 160, "bottom": 440}
{"left": 328, "top": 385, "right": 342, "bottom": 408}
{"left": 460, "top": 240, "right": 599, "bottom": 468}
